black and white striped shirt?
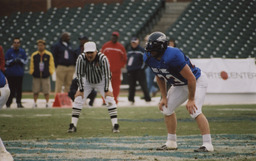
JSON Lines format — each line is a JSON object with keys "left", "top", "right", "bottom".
{"left": 76, "top": 52, "right": 111, "bottom": 92}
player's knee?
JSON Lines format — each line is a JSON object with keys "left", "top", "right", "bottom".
{"left": 162, "top": 107, "right": 174, "bottom": 116}
{"left": 190, "top": 111, "right": 202, "bottom": 119}
{"left": 105, "top": 96, "right": 116, "bottom": 108}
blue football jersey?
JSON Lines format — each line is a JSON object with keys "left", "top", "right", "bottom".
{"left": 0, "top": 71, "right": 6, "bottom": 88}
{"left": 143, "top": 47, "right": 201, "bottom": 86}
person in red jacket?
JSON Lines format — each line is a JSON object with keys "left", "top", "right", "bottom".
{"left": 101, "top": 32, "right": 127, "bottom": 103}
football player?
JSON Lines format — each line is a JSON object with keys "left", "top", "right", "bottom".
{"left": 144, "top": 32, "right": 214, "bottom": 152}
{"left": 0, "top": 70, "right": 10, "bottom": 109}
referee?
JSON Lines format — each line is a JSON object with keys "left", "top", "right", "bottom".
{"left": 68, "top": 41, "right": 119, "bottom": 133}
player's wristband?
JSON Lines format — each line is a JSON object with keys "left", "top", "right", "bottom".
{"left": 79, "top": 89, "right": 84, "bottom": 92}
{"left": 104, "top": 89, "right": 109, "bottom": 92}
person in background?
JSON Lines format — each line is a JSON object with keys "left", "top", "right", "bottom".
{"left": 5, "top": 37, "right": 27, "bottom": 108}
{"left": 0, "top": 46, "right": 5, "bottom": 73}
{"left": 68, "top": 35, "right": 97, "bottom": 107}
{"left": 51, "top": 32, "right": 76, "bottom": 93}
{"left": 68, "top": 78, "right": 97, "bottom": 107}
{"left": 29, "top": 40, "right": 55, "bottom": 108}
{"left": 169, "top": 39, "right": 176, "bottom": 47}
{"left": 101, "top": 31, "right": 127, "bottom": 104}
{"left": 126, "top": 37, "right": 151, "bottom": 104}
{"left": 74, "top": 36, "right": 88, "bottom": 60}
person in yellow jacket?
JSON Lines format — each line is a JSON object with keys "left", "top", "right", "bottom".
{"left": 30, "top": 40, "right": 55, "bottom": 108}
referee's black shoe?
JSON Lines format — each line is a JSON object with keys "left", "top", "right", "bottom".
{"left": 112, "top": 124, "right": 120, "bottom": 133}
{"left": 17, "top": 103, "right": 24, "bottom": 108}
{"left": 68, "top": 123, "right": 77, "bottom": 133}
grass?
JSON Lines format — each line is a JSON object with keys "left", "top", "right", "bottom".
{"left": 0, "top": 104, "right": 255, "bottom": 141}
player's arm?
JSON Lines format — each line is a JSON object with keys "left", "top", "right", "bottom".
{"left": 156, "top": 76, "right": 167, "bottom": 111}
{"left": 179, "top": 64, "right": 197, "bottom": 114}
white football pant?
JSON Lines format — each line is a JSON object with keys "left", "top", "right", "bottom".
{"left": 162, "top": 72, "right": 208, "bottom": 119}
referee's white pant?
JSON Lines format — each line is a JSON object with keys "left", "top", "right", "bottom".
{"left": 0, "top": 84, "right": 10, "bottom": 109}
{"left": 73, "top": 77, "right": 115, "bottom": 108}
{"left": 71, "top": 77, "right": 118, "bottom": 127}
{"left": 162, "top": 72, "right": 208, "bottom": 119}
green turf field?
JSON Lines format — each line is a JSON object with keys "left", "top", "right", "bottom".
{"left": 0, "top": 104, "right": 256, "bottom": 160}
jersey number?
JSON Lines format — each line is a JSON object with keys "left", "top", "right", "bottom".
{"left": 157, "top": 74, "right": 185, "bottom": 85}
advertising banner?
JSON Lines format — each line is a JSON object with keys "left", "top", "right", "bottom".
{"left": 191, "top": 58, "right": 256, "bottom": 93}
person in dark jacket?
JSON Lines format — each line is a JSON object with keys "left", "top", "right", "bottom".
{"left": 126, "top": 37, "right": 151, "bottom": 104}
{"left": 0, "top": 45, "right": 5, "bottom": 73}
{"left": 74, "top": 36, "right": 88, "bottom": 60}
{"left": 5, "top": 37, "right": 27, "bottom": 108}
{"left": 51, "top": 32, "right": 76, "bottom": 93}
{"left": 68, "top": 78, "right": 97, "bottom": 107}
{"left": 30, "top": 40, "right": 55, "bottom": 108}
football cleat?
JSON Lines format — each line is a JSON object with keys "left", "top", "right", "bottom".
{"left": 67, "top": 123, "right": 77, "bottom": 133}
{"left": 156, "top": 141, "right": 178, "bottom": 150}
{"left": 112, "top": 124, "right": 120, "bottom": 133}
{"left": 156, "top": 145, "right": 178, "bottom": 151}
{"left": 194, "top": 143, "right": 214, "bottom": 152}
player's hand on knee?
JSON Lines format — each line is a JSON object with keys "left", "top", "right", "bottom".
{"left": 186, "top": 100, "right": 197, "bottom": 114}
{"left": 159, "top": 97, "right": 167, "bottom": 111}
{"left": 75, "top": 90, "right": 84, "bottom": 99}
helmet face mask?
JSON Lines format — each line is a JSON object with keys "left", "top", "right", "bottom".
{"left": 145, "top": 32, "right": 168, "bottom": 58}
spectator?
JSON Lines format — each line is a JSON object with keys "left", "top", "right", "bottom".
{"left": 144, "top": 35, "right": 159, "bottom": 97}
{"left": 68, "top": 36, "right": 97, "bottom": 107}
{"left": 0, "top": 46, "right": 5, "bottom": 72}
{"left": 68, "top": 78, "right": 97, "bottom": 107}
{"left": 169, "top": 39, "right": 176, "bottom": 47}
{"left": 51, "top": 32, "right": 76, "bottom": 93}
{"left": 29, "top": 40, "right": 55, "bottom": 108}
{"left": 5, "top": 37, "right": 27, "bottom": 108}
{"left": 0, "top": 70, "right": 10, "bottom": 109}
{"left": 101, "top": 31, "right": 127, "bottom": 104}
{"left": 126, "top": 37, "right": 151, "bottom": 104}
{"left": 74, "top": 36, "right": 88, "bottom": 60}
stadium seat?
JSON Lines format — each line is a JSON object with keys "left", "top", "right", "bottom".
{"left": 165, "top": 0, "right": 256, "bottom": 58}
{"left": 0, "top": 0, "right": 163, "bottom": 62}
